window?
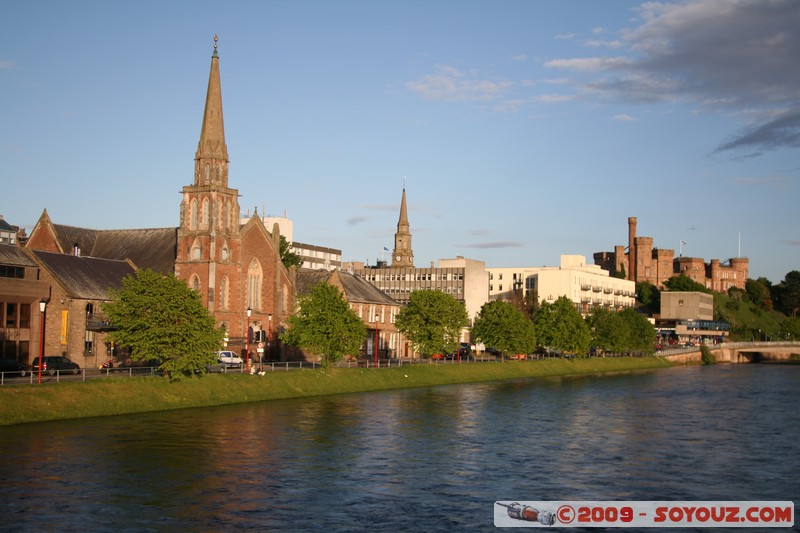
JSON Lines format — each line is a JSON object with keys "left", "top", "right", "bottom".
{"left": 190, "top": 199, "right": 198, "bottom": 229}
{"left": 202, "top": 198, "right": 210, "bottom": 228}
{"left": 246, "top": 259, "right": 263, "bottom": 310}
{"left": 0, "top": 265, "right": 24, "bottom": 278}
{"left": 19, "top": 303, "right": 30, "bottom": 329}
{"left": 220, "top": 276, "right": 230, "bottom": 310}
{"left": 6, "top": 303, "right": 17, "bottom": 328}
{"left": 191, "top": 275, "right": 201, "bottom": 292}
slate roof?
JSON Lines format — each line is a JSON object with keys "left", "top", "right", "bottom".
{"left": 31, "top": 250, "right": 136, "bottom": 300}
{"left": 338, "top": 271, "right": 398, "bottom": 305}
{"left": 0, "top": 243, "right": 36, "bottom": 267}
{"left": 295, "top": 269, "right": 398, "bottom": 306}
{"left": 52, "top": 224, "right": 178, "bottom": 274}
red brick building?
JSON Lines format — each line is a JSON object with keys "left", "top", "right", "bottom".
{"left": 594, "top": 217, "right": 749, "bottom": 292}
{"left": 23, "top": 37, "right": 295, "bottom": 363}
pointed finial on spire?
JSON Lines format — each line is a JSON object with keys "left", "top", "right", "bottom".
{"left": 213, "top": 34, "right": 219, "bottom": 57}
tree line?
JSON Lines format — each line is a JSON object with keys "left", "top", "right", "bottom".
{"left": 101, "top": 268, "right": 800, "bottom": 378}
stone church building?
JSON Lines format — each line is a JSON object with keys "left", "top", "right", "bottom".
{"left": 24, "top": 37, "right": 295, "bottom": 362}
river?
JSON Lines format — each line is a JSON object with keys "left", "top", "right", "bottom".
{"left": 0, "top": 364, "right": 797, "bottom": 532}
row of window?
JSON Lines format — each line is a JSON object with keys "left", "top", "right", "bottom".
{"left": 186, "top": 196, "right": 237, "bottom": 232}
{"left": 0, "top": 265, "right": 25, "bottom": 279}
{"left": 1, "top": 302, "right": 31, "bottom": 329}
{"left": 364, "top": 273, "right": 465, "bottom": 282}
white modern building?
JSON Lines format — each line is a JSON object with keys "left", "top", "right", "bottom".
{"left": 489, "top": 255, "right": 636, "bottom": 314}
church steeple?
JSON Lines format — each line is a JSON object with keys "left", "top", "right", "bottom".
{"left": 391, "top": 185, "right": 414, "bottom": 268}
{"left": 194, "top": 34, "right": 229, "bottom": 188}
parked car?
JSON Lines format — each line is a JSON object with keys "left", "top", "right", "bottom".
{"left": 445, "top": 343, "right": 473, "bottom": 360}
{"left": 0, "top": 358, "right": 27, "bottom": 377}
{"left": 31, "top": 356, "right": 80, "bottom": 375}
{"left": 216, "top": 351, "right": 244, "bottom": 368}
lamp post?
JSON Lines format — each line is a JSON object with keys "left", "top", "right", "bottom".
{"left": 38, "top": 300, "right": 46, "bottom": 384}
{"left": 373, "top": 313, "right": 379, "bottom": 368}
{"left": 267, "top": 313, "right": 273, "bottom": 364}
{"left": 246, "top": 307, "right": 252, "bottom": 373}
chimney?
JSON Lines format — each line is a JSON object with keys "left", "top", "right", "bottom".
{"left": 627, "top": 217, "right": 637, "bottom": 281}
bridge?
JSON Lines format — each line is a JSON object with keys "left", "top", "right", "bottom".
{"left": 662, "top": 342, "right": 800, "bottom": 364}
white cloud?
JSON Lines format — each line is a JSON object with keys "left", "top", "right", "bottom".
{"left": 405, "top": 65, "right": 512, "bottom": 102}
{"left": 613, "top": 114, "right": 637, "bottom": 122}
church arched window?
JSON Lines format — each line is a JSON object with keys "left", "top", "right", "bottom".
{"left": 190, "top": 199, "right": 198, "bottom": 229}
{"left": 202, "top": 198, "right": 210, "bottom": 228}
{"left": 220, "top": 276, "right": 230, "bottom": 310}
{"left": 246, "top": 259, "right": 263, "bottom": 310}
{"left": 190, "top": 275, "right": 201, "bottom": 292}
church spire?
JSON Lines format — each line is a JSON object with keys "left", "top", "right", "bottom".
{"left": 391, "top": 183, "right": 414, "bottom": 268}
{"left": 194, "top": 34, "right": 229, "bottom": 187}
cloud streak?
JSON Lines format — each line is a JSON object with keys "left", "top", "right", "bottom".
{"left": 405, "top": 65, "right": 512, "bottom": 102}
{"left": 458, "top": 241, "right": 524, "bottom": 249}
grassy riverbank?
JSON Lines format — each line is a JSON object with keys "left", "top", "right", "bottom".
{"left": 0, "top": 357, "right": 673, "bottom": 426}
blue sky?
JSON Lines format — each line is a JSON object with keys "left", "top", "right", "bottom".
{"left": 2, "top": 0, "right": 798, "bottom": 284}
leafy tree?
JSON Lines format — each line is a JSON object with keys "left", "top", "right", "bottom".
{"left": 534, "top": 296, "right": 590, "bottom": 355}
{"left": 281, "top": 282, "right": 366, "bottom": 367}
{"left": 395, "top": 290, "right": 469, "bottom": 357}
{"left": 779, "top": 316, "right": 800, "bottom": 341}
{"left": 636, "top": 281, "right": 660, "bottom": 312}
{"left": 775, "top": 271, "right": 800, "bottom": 317}
{"left": 102, "top": 269, "right": 223, "bottom": 380}
{"left": 663, "top": 274, "right": 711, "bottom": 293}
{"left": 472, "top": 300, "right": 536, "bottom": 355}
{"left": 508, "top": 287, "right": 539, "bottom": 321}
{"left": 279, "top": 235, "right": 303, "bottom": 270}
{"left": 616, "top": 261, "right": 627, "bottom": 280}
{"left": 586, "top": 307, "right": 626, "bottom": 353}
{"left": 619, "top": 308, "right": 656, "bottom": 355}
{"left": 745, "top": 278, "right": 773, "bottom": 311}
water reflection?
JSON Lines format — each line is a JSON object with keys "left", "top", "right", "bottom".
{"left": 0, "top": 365, "right": 798, "bottom": 531}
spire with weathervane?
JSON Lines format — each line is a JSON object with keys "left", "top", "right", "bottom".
{"left": 176, "top": 35, "right": 241, "bottom": 314}
{"left": 391, "top": 183, "right": 414, "bottom": 268}
{"left": 194, "top": 34, "right": 229, "bottom": 188}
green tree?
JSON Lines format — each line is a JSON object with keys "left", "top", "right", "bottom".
{"left": 586, "top": 307, "right": 626, "bottom": 354}
{"left": 775, "top": 271, "right": 800, "bottom": 317}
{"left": 508, "top": 287, "right": 538, "bottom": 321}
{"left": 745, "top": 278, "right": 773, "bottom": 311}
{"left": 619, "top": 308, "right": 657, "bottom": 355}
{"left": 101, "top": 269, "right": 223, "bottom": 380}
{"left": 472, "top": 300, "right": 536, "bottom": 355}
{"left": 281, "top": 282, "right": 366, "bottom": 367}
{"left": 534, "top": 296, "right": 590, "bottom": 355}
{"left": 663, "top": 274, "right": 711, "bottom": 293}
{"left": 636, "top": 281, "right": 660, "bottom": 312}
{"left": 279, "top": 235, "right": 303, "bottom": 270}
{"left": 779, "top": 316, "right": 800, "bottom": 341}
{"left": 395, "top": 290, "right": 469, "bottom": 357}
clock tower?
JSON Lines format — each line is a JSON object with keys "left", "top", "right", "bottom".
{"left": 391, "top": 187, "right": 414, "bottom": 268}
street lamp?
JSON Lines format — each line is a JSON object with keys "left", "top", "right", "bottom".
{"left": 267, "top": 313, "right": 273, "bottom": 365}
{"left": 246, "top": 307, "right": 252, "bottom": 373}
{"left": 373, "top": 312, "right": 379, "bottom": 368}
{"left": 38, "top": 300, "right": 46, "bottom": 384}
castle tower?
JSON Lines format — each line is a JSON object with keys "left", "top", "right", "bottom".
{"left": 175, "top": 36, "right": 242, "bottom": 322}
{"left": 391, "top": 187, "right": 414, "bottom": 268}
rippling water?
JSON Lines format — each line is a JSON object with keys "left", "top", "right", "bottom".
{"left": 1, "top": 364, "right": 797, "bottom": 532}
